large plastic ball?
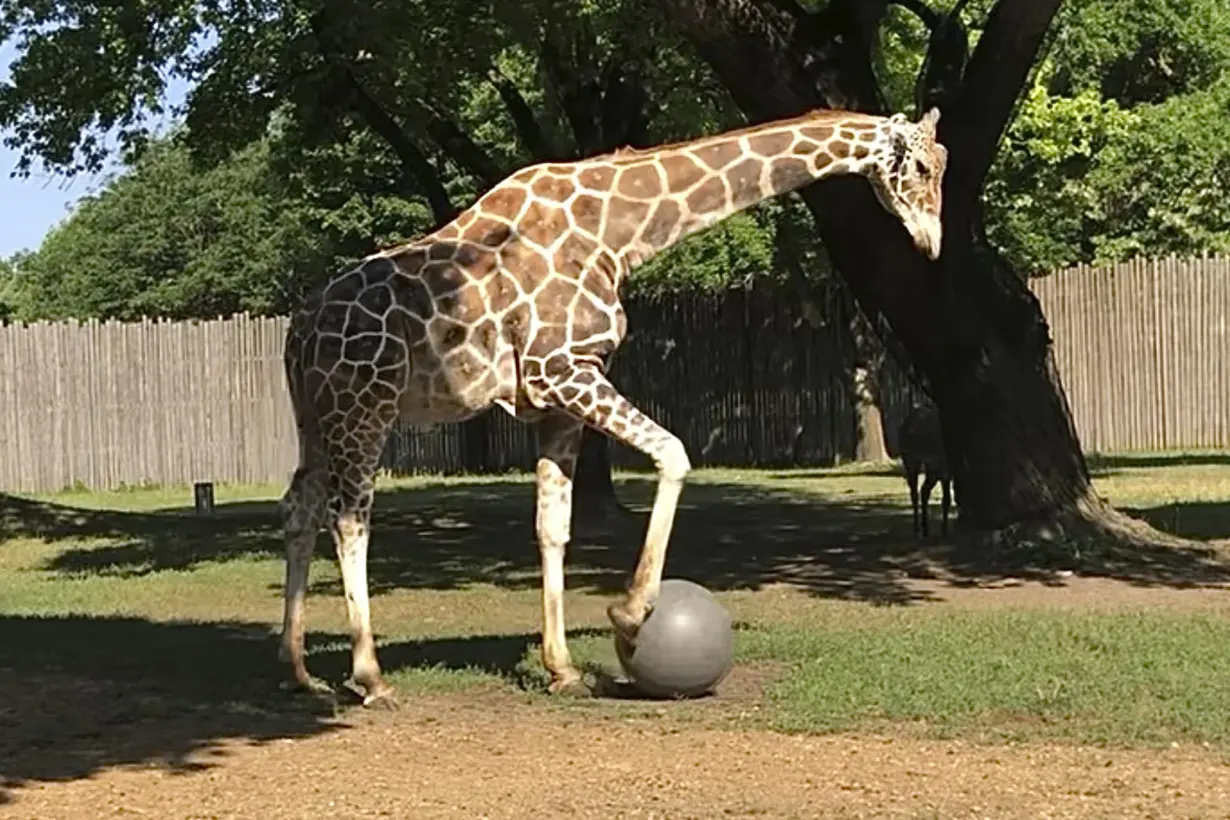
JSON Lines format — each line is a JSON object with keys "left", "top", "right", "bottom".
{"left": 616, "top": 578, "right": 734, "bottom": 698}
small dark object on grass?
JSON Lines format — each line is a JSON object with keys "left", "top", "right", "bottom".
{"left": 615, "top": 578, "right": 734, "bottom": 698}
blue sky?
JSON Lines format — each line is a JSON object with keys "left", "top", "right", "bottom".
{"left": 0, "top": 41, "right": 191, "bottom": 258}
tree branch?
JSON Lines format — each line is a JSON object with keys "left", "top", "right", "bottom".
{"left": 308, "top": 12, "right": 456, "bottom": 224}
{"left": 403, "top": 96, "right": 505, "bottom": 187}
{"left": 487, "top": 67, "right": 559, "bottom": 160}
{"left": 941, "top": 0, "right": 1063, "bottom": 229}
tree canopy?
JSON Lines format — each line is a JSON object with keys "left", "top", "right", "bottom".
{"left": 0, "top": 0, "right": 1227, "bottom": 321}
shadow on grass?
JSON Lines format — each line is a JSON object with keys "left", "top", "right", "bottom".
{"left": 7, "top": 474, "right": 1230, "bottom": 602}
{"left": 1086, "top": 451, "right": 1230, "bottom": 473}
{"left": 0, "top": 612, "right": 616, "bottom": 802}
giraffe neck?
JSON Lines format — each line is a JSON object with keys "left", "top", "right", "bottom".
{"left": 598, "top": 113, "right": 884, "bottom": 271}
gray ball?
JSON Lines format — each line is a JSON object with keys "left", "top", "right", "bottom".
{"left": 616, "top": 578, "right": 734, "bottom": 698}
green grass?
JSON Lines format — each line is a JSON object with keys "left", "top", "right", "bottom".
{"left": 3, "top": 451, "right": 1230, "bottom": 787}
{"left": 744, "top": 609, "right": 1230, "bottom": 748}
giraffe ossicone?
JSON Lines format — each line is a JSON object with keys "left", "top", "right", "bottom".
{"left": 277, "top": 106, "right": 950, "bottom": 704}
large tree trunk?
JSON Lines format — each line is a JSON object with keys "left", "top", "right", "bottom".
{"left": 655, "top": 0, "right": 1178, "bottom": 554}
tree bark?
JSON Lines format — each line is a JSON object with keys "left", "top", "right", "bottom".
{"left": 847, "top": 307, "right": 890, "bottom": 463}
{"left": 655, "top": 0, "right": 1163, "bottom": 549}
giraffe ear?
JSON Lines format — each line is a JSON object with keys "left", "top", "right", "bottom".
{"left": 920, "top": 107, "right": 941, "bottom": 133}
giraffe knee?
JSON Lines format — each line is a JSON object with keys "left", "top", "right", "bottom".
{"left": 656, "top": 436, "right": 691, "bottom": 483}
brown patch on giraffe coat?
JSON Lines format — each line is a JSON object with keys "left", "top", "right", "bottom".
{"left": 552, "top": 234, "right": 599, "bottom": 278}
{"left": 576, "top": 165, "right": 616, "bottom": 191}
{"left": 431, "top": 317, "right": 469, "bottom": 354}
{"left": 480, "top": 186, "right": 528, "bottom": 220}
{"left": 540, "top": 351, "right": 572, "bottom": 379}
{"left": 389, "top": 246, "right": 427, "bottom": 274}
{"left": 536, "top": 277, "right": 580, "bottom": 314}
{"left": 434, "top": 283, "right": 488, "bottom": 326}
{"left": 462, "top": 217, "right": 515, "bottom": 248}
{"left": 684, "top": 176, "right": 727, "bottom": 216}
{"left": 484, "top": 270, "right": 522, "bottom": 312}
{"left": 615, "top": 164, "right": 662, "bottom": 199}
{"left": 799, "top": 125, "right": 834, "bottom": 143}
{"left": 660, "top": 154, "right": 708, "bottom": 193}
{"left": 691, "top": 139, "right": 742, "bottom": 171}
{"left": 748, "top": 131, "right": 794, "bottom": 156}
{"left": 432, "top": 223, "right": 462, "bottom": 241}
{"left": 813, "top": 153, "right": 834, "bottom": 173}
{"left": 518, "top": 200, "right": 571, "bottom": 248}
{"left": 528, "top": 322, "right": 567, "bottom": 356}
{"left": 472, "top": 318, "right": 499, "bottom": 357}
{"left": 601, "top": 199, "right": 652, "bottom": 250}
{"left": 640, "top": 200, "right": 682, "bottom": 249}
{"left": 497, "top": 241, "right": 551, "bottom": 288}
{"left": 511, "top": 167, "right": 539, "bottom": 184}
{"left": 568, "top": 292, "right": 618, "bottom": 354}
{"left": 422, "top": 262, "right": 469, "bottom": 298}
{"left": 502, "top": 301, "right": 533, "bottom": 346}
{"left": 428, "top": 242, "right": 454, "bottom": 262}
{"left": 568, "top": 194, "right": 604, "bottom": 236}
{"left": 530, "top": 174, "right": 576, "bottom": 203}
{"left": 851, "top": 143, "right": 870, "bottom": 161}
{"left": 830, "top": 140, "right": 850, "bottom": 159}
{"left": 769, "top": 158, "right": 813, "bottom": 193}
{"left": 727, "top": 157, "right": 765, "bottom": 208}
{"left": 858, "top": 130, "right": 878, "bottom": 142}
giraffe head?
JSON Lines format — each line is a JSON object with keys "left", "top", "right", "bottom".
{"left": 865, "top": 108, "right": 947, "bottom": 261}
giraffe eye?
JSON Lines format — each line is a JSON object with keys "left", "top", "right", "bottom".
{"left": 915, "top": 160, "right": 929, "bottom": 178}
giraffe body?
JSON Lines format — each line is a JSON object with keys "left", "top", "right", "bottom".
{"left": 278, "top": 107, "right": 950, "bottom": 703}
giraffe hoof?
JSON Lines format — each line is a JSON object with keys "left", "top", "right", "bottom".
{"left": 607, "top": 601, "right": 647, "bottom": 643}
{"left": 547, "top": 670, "right": 591, "bottom": 697}
{"left": 280, "top": 674, "right": 335, "bottom": 698}
{"left": 362, "top": 690, "right": 400, "bottom": 710}
{"left": 345, "top": 677, "right": 399, "bottom": 709}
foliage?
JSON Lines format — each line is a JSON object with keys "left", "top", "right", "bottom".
{"left": 1047, "top": 0, "right": 1230, "bottom": 106}
{"left": 8, "top": 138, "right": 329, "bottom": 321}
{"left": 1, "top": 0, "right": 1229, "bottom": 315}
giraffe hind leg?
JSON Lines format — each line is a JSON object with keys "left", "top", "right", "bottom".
{"left": 533, "top": 363, "right": 691, "bottom": 645}
{"left": 322, "top": 413, "right": 399, "bottom": 707}
{"left": 278, "top": 465, "right": 334, "bottom": 696}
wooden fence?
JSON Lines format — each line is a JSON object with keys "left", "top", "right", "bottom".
{"left": 1031, "top": 255, "right": 1230, "bottom": 454}
{"left": 0, "top": 254, "right": 1227, "bottom": 492}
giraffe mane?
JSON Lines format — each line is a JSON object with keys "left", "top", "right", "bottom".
{"left": 588, "top": 108, "right": 881, "bottom": 163}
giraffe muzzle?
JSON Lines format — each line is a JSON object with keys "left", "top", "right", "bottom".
{"left": 911, "top": 213, "right": 943, "bottom": 261}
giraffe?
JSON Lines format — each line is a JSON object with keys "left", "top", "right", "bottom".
{"left": 278, "top": 106, "right": 949, "bottom": 705}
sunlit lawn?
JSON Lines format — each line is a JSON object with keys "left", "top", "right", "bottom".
{"left": 3, "top": 451, "right": 1230, "bottom": 749}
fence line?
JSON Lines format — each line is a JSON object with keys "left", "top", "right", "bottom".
{"left": 1, "top": 254, "right": 1227, "bottom": 492}
{"left": 1029, "top": 254, "right": 1230, "bottom": 454}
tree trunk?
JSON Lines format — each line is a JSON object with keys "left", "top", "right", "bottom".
{"left": 852, "top": 366, "right": 889, "bottom": 463}
{"left": 655, "top": 0, "right": 1178, "bottom": 554}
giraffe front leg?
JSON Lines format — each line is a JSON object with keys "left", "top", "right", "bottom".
{"left": 535, "top": 412, "right": 589, "bottom": 696}
{"left": 538, "top": 366, "right": 691, "bottom": 645}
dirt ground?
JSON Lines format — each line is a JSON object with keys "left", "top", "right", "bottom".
{"left": 5, "top": 687, "right": 1230, "bottom": 820}
{"left": 5, "top": 578, "right": 1230, "bottom": 820}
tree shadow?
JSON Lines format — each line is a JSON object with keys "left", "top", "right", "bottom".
{"left": 13, "top": 474, "right": 1230, "bottom": 604}
{"left": 0, "top": 612, "right": 607, "bottom": 803}
{"left": 1086, "top": 451, "right": 1230, "bottom": 478}
{"left": 1087, "top": 452, "right": 1230, "bottom": 471}
{"left": 0, "top": 614, "right": 338, "bottom": 804}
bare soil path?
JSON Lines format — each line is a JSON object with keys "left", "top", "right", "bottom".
{"left": 7, "top": 687, "right": 1230, "bottom": 820}
{"left": 6, "top": 577, "right": 1230, "bottom": 820}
